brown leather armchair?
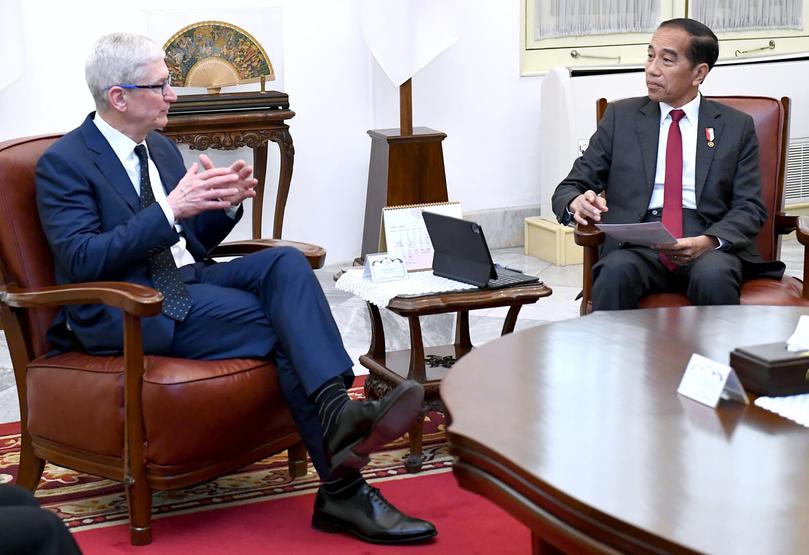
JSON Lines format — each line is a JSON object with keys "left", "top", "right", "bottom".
{"left": 574, "top": 96, "right": 809, "bottom": 314}
{"left": 0, "top": 134, "right": 327, "bottom": 545}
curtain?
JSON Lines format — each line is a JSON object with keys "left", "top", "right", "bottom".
{"left": 534, "top": 0, "right": 660, "bottom": 41}
{"left": 691, "top": 0, "right": 802, "bottom": 32}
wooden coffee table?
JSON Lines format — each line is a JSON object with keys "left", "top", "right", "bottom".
{"left": 360, "top": 282, "right": 552, "bottom": 472}
{"left": 442, "top": 305, "right": 809, "bottom": 554}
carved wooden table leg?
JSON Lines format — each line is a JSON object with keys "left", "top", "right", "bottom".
{"left": 501, "top": 304, "right": 524, "bottom": 335}
{"left": 363, "top": 302, "right": 391, "bottom": 401}
{"left": 251, "top": 143, "right": 268, "bottom": 239}
{"left": 405, "top": 413, "right": 426, "bottom": 473}
{"left": 267, "top": 128, "right": 295, "bottom": 239}
{"left": 404, "top": 315, "right": 427, "bottom": 472}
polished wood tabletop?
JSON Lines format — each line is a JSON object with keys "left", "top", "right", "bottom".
{"left": 441, "top": 305, "right": 809, "bottom": 554}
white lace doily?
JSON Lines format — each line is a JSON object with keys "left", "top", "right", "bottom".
{"left": 335, "top": 268, "right": 476, "bottom": 307}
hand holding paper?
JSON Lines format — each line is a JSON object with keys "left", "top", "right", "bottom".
{"left": 595, "top": 221, "right": 677, "bottom": 247}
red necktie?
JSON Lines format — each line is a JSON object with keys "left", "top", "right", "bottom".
{"left": 660, "top": 109, "right": 685, "bottom": 271}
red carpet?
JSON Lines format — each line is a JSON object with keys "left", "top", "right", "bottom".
{"left": 1, "top": 380, "right": 530, "bottom": 553}
{"left": 73, "top": 472, "right": 529, "bottom": 554}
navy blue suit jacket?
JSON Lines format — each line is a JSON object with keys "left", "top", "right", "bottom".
{"left": 36, "top": 114, "right": 242, "bottom": 354}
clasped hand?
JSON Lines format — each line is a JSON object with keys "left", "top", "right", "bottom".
{"left": 167, "top": 154, "right": 258, "bottom": 220}
{"left": 655, "top": 235, "right": 718, "bottom": 266}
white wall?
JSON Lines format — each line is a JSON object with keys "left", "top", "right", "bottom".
{"left": 3, "top": 1, "right": 806, "bottom": 262}
{"left": 0, "top": 0, "right": 543, "bottom": 264}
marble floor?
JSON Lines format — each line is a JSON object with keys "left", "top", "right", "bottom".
{"left": 0, "top": 239, "right": 804, "bottom": 425}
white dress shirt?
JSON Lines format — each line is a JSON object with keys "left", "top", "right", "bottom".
{"left": 649, "top": 94, "right": 700, "bottom": 210}
{"left": 93, "top": 114, "right": 197, "bottom": 268}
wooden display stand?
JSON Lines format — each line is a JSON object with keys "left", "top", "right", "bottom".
{"left": 163, "top": 91, "right": 295, "bottom": 239}
{"left": 360, "top": 80, "right": 449, "bottom": 256}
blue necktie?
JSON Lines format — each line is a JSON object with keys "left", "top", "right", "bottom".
{"left": 134, "top": 144, "right": 192, "bottom": 321}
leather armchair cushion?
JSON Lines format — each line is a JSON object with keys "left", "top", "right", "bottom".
{"left": 26, "top": 354, "right": 297, "bottom": 466}
{"left": 638, "top": 276, "right": 809, "bottom": 309}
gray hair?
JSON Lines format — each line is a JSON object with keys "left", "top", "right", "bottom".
{"left": 85, "top": 33, "right": 165, "bottom": 111}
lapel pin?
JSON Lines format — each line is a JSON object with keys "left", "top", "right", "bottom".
{"left": 705, "top": 127, "right": 715, "bottom": 148}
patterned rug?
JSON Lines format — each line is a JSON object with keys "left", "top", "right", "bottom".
{"left": 0, "top": 385, "right": 450, "bottom": 532}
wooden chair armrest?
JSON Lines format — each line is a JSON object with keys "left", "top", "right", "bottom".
{"left": 795, "top": 216, "right": 809, "bottom": 247}
{"left": 210, "top": 239, "right": 327, "bottom": 269}
{"left": 774, "top": 212, "right": 798, "bottom": 235}
{"left": 573, "top": 222, "right": 605, "bottom": 247}
{"left": 1, "top": 281, "right": 162, "bottom": 317}
{"left": 573, "top": 222, "right": 603, "bottom": 316}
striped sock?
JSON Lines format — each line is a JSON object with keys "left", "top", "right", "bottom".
{"left": 322, "top": 472, "right": 365, "bottom": 499}
{"left": 313, "top": 377, "right": 351, "bottom": 441}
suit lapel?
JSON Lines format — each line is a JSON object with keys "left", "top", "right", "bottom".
{"left": 79, "top": 115, "right": 140, "bottom": 213}
{"left": 635, "top": 100, "right": 660, "bottom": 203}
{"left": 695, "top": 99, "right": 722, "bottom": 204}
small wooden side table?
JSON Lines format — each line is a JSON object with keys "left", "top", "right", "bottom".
{"left": 163, "top": 91, "right": 294, "bottom": 240}
{"left": 360, "top": 283, "right": 552, "bottom": 472}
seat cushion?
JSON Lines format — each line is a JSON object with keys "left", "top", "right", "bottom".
{"left": 637, "top": 276, "right": 809, "bottom": 309}
{"left": 26, "top": 353, "right": 296, "bottom": 466}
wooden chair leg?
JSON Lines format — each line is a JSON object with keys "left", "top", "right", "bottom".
{"left": 15, "top": 431, "right": 45, "bottom": 491}
{"left": 127, "top": 479, "right": 153, "bottom": 545}
{"left": 288, "top": 441, "right": 308, "bottom": 478}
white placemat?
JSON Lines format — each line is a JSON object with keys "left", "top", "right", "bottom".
{"left": 754, "top": 394, "right": 809, "bottom": 428}
{"left": 335, "top": 268, "right": 476, "bottom": 307}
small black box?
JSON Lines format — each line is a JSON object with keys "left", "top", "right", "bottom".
{"left": 730, "top": 342, "right": 809, "bottom": 396}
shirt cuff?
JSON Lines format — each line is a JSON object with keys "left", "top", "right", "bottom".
{"left": 225, "top": 204, "right": 241, "bottom": 219}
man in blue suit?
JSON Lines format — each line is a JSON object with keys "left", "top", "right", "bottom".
{"left": 36, "top": 33, "right": 435, "bottom": 545}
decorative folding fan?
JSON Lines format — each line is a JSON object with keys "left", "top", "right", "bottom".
{"left": 163, "top": 21, "right": 274, "bottom": 94}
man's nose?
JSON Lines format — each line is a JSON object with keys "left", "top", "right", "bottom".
{"left": 164, "top": 84, "right": 178, "bottom": 102}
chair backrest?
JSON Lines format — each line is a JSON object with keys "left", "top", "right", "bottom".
{"left": 0, "top": 135, "right": 63, "bottom": 357}
{"left": 596, "top": 96, "right": 790, "bottom": 262}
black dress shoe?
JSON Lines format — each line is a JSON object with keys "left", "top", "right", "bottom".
{"left": 312, "top": 483, "right": 437, "bottom": 544}
{"left": 326, "top": 380, "right": 424, "bottom": 475}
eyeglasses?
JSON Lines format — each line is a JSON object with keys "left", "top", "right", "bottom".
{"left": 114, "top": 75, "right": 172, "bottom": 95}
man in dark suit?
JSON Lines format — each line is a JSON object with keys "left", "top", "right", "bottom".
{"left": 552, "top": 18, "right": 784, "bottom": 310}
{"left": 36, "top": 33, "right": 435, "bottom": 544}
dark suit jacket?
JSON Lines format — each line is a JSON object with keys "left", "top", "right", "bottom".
{"left": 36, "top": 114, "right": 242, "bottom": 354}
{"left": 552, "top": 96, "right": 771, "bottom": 265}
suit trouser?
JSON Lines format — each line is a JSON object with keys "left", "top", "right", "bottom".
{"left": 592, "top": 246, "right": 743, "bottom": 310}
{"left": 0, "top": 484, "right": 82, "bottom": 555}
{"left": 168, "top": 246, "right": 354, "bottom": 479}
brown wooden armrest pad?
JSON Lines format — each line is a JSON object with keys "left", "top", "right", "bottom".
{"left": 774, "top": 212, "right": 798, "bottom": 236}
{"left": 1, "top": 281, "right": 162, "bottom": 316}
{"left": 211, "top": 239, "right": 327, "bottom": 269}
{"left": 573, "top": 222, "right": 605, "bottom": 247}
{"left": 795, "top": 215, "right": 809, "bottom": 247}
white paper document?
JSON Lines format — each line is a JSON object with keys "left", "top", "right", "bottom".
{"left": 595, "top": 221, "right": 677, "bottom": 247}
{"left": 755, "top": 394, "right": 809, "bottom": 428}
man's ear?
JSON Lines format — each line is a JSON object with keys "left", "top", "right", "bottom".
{"left": 107, "top": 87, "right": 127, "bottom": 112}
{"left": 693, "top": 63, "right": 710, "bottom": 85}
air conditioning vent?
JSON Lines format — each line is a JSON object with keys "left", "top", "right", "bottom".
{"left": 786, "top": 138, "right": 809, "bottom": 204}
